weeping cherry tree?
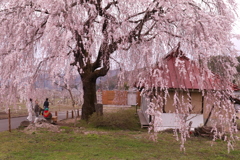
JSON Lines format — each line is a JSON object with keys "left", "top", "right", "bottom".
{"left": 0, "top": 0, "right": 239, "bottom": 147}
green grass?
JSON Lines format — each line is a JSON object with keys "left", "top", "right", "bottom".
{"left": 0, "top": 107, "right": 240, "bottom": 160}
{"left": 0, "top": 129, "right": 240, "bottom": 160}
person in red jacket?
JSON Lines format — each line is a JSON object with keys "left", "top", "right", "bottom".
{"left": 43, "top": 108, "right": 52, "bottom": 120}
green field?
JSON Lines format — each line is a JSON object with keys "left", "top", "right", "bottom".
{"left": 0, "top": 107, "right": 240, "bottom": 160}
{"left": 0, "top": 128, "right": 240, "bottom": 160}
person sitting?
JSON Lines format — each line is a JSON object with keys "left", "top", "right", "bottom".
{"left": 43, "top": 108, "right": 52, "bottom": 120}
{"left": 39, "top": 107, "right": 44, "bottom": 116}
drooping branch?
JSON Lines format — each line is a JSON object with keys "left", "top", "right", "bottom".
{"left": 33, "top": 55, "right": 59, "bottom": 79}
{"left": 92, "top": 42, "right": 112, "bottom": 77}
{"left": 104, "top": 0, "right": 118, "bottom": 12}
{"left": 70, "top": 30, "right": 89, "bottom": 68}
{"left": 34, "top": 9, "right": 50, "bottom": 15}
{"left": 80, "top": 1, "right": 159, "bottom": 78}
{"left": 124, "top": 5, "right": 161, "bottom": 43}
{"left": 92, "top": 45, "right": 104, "bottom": 71}
{"left": 91, "top": 3, "right": 162, "bottom": 75}
{"left": 25, "top": 16, "right": 49, "bottom": 48}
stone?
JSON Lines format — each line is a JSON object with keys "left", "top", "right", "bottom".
{"left": 19, "top": 120, "right": 30, "bottom": 127}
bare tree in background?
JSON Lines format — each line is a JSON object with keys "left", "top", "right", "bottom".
{"left": 54, "top": 72, "right": 82, "bottom": 126}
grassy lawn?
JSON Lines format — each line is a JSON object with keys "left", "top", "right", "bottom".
{"left": 0, "top": 107, "right": 240, "bottom": 160}
{"left": 0, "top": 129, "right": 240, "bottom": 160}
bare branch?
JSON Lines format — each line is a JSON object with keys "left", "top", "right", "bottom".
{"left": 187, "top": 2, "right": 202, "bottom": 10}
{"left": 33, "top": 56, "right": 58, "bottom": 79}
{"left": 163, "top": 31, "right": 181, "bottom": 38}
{"left": 70, "top": 30, "right": 88, "bottom": 68}
{"left": 126, "top": 11, "right": 146, "bottom": 21}
{"left": 34, "top": 9, "right": 50, "bottom": 15}
{"left": 103, "top": 1, "right": 118, "bottom": 12}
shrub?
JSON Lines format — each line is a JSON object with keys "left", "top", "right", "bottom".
{"left": 88, "top": 108, "right": 140, "bottom": 130}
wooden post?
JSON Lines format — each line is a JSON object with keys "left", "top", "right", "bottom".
{"left": 204, "top": 105, "right": 214, "bottom": 126}
{"left": 95, "top": 103, "right": 103, "bottom": 116}
{"left": 8, "top": 108, "right": 11, "bottom": 132}
{"left": 55, "top": 111, "right": 57, "bottom": 116}
{"left": 72, "top": 110, "right": 74, "bottom": 118}
{"left": 135, "top": 105, "right": 137, "bottom": 115}
{"left": 66, "top": 111, "right": 68, "bottom": 119}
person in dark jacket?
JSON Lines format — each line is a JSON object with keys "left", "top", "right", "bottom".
{"left": 43, "top": 98, "right": 49, "bottom": 110}
{"left": 34, "top": 100, "right": 40, "bottom": 123}
{"left": 34, "top": 100, "right": 40, "bottom": 117}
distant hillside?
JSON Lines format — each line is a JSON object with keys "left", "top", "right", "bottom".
{"left": 96, "top": 69, "right": 120, "bottom": 90}
{"left": 34, "top": 74, "right": 81, "bottom": 90}
{"left": 34, "top": 68, "right": 141, "bottom": 91}
{"left": 96, "top": 68, "right": 143, "bottom": 90}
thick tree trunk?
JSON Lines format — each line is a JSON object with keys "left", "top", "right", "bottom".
{"left": 81, "top": 77, "right": 97, "bottom": 120}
